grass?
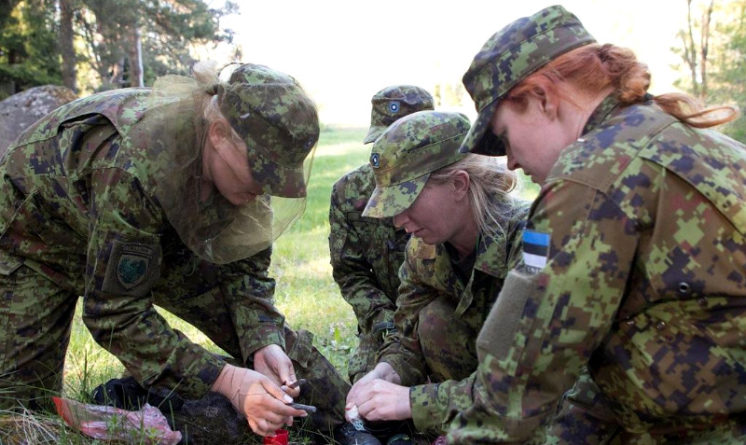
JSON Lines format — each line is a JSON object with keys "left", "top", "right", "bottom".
{"left": 2, "top": 126, "right": 539, "bottom": 443}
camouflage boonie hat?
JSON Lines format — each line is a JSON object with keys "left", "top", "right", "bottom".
{"left": 219, "top": 63, "right": 319, "bottom": 197}
{"left": 363, "top": 85, "right": 434, "bottom": 144}
{"left": 362, "top": 110, "right": 470, "bottom": 218}
{"left": 461, "top": 5, "right": 595, "bottom": 156}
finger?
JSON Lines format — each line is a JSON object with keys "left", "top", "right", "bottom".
{"left": 276, "top": 403, "right": 307, "bottom": 418}
{"left": 253, "top": 418, "right": 274, "bottom": 437}
{"left": 263, "top": 395, "right": 308, "bottom": 418}
{"left": 247, "top": 418, "right": 260, "bottom": 435}
{"left": 260, "top": 378, "right": 294, "bottom": 404}
{"left": 357, "top": 398, "right": 379, "bottom": 419}
{"left": 276, "top": 359, "right": 296, "bottom": 389}
{"left": 347, "top": 383, "right": 371, "bottom": 407}
{"left": 283, "top": 385, "right": 300, "bottom": 398}
{"left": 261, "top": 409, "right": 291, "bottom": 426}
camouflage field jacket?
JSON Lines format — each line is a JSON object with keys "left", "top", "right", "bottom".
{"left": 449, "top": 97, "right": 746, "bottom": 443}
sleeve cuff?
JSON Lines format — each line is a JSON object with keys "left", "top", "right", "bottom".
{"left": 244, "top": 328, "right": 286, "bottom": 361}
{"left": 410, "top": 383, "right": 446, "bottom": 434}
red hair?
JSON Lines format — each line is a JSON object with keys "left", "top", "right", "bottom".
{"left": 505, "top": 44, "right": 737, "bottom": 129}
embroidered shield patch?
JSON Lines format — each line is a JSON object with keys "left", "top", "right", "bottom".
{"left": 117, "top": 254, "right": 149, "bottom": 289}
{"left": 103, "top": 239, "right": 161, "bottom": 297}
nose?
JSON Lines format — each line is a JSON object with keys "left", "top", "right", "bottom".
{"left": 507, "top": 155, "right": 519, "bottom": 171}
{"left": 393, "top": 211, "right": 408, "bottom": 229}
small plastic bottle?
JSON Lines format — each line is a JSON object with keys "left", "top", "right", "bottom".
{"left": 263, "top": 429, "right": 289, "bottom": 445}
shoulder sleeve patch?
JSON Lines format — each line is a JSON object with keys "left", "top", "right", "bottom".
{"left": 521, "top": 229, "right": 550, "bottom": 273}
{"left": 102, "top": 239, "right": 162, "bottom": 297}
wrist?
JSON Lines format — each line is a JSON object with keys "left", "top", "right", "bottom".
{"left": 374, "top": 361, "right": 401, "bottom": 384}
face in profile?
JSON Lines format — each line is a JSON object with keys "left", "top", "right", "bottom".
{"left": 204, "top": 123, "right": 264, "bottom": 206}
{"left": 490, "top": 96, "right": 576, "bottom": 185}
{"left": 392, "top": 178, "right": 467, "bottom": 245}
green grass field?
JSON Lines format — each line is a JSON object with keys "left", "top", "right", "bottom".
{"left": 1, "top": 126, "right": 539, "bottom": 443}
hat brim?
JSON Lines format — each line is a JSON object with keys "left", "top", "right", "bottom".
{"left": 363, "top": 125, "right": 387, "bottom": 144}
{"left": 362, "top": 174, "right": 430, "bottom": 218}
{"left": 459, "top": 99, "right": 505, "bottom": 156}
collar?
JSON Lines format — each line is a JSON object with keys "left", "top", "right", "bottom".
{"left": 581, "top": 94, "right": 621, "bottom": 135}
{"left": 472, "top": 229, "right": 511, "bottom": 278}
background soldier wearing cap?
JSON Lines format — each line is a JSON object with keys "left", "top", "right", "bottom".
{"left": 345, "top": 110, "right": 528, "bottom": 440}
{"left": 0, "top": 61, "right": 368, "bottom": 443}
{"left": 329, "top": 85, "right": 434, "bottom": 384}
{"left": 450, "top": 5, "right": 746, "bottom": 443}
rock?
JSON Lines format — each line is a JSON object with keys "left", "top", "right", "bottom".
{"left": 0, "top": 85, "right": 77, "bottom": 155}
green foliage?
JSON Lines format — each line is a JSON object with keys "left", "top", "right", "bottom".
{"left": 672, "top": 0, "right": 746, "bottom": 141}
{"left": 0, "top": 0, "right": 236, "bottom": 95}
{"left": 0, "top": 0, "right": 62, "bottom": 98}
{"left": 709, "top": 1, "right": 746, "bottom": 141}
{"left": 79, "top": 0, "right": 236, "bottom": 89}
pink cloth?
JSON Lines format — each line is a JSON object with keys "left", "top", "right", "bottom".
{"left": 53, "top": 396, "right": 182, "bottom": 445}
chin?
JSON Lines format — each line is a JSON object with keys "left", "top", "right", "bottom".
{"left": 416, "top": 234, "right": 443, "bottom": 246}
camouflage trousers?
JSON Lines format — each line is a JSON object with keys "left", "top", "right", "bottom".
{"left": 0, "top": 263, "right": 349, "bottom": 431}
{"left": 414, "top": 296, "right": 479, "bottom": 383}
{"left": 348, "top": 331, "right": 383, "bottom": 384}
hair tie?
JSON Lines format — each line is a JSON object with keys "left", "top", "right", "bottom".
{"left": 205, "top": 83, "right": 219, "bottom": 95}
{"left": 643, "top": 92, "right": 654, "bottom": 102}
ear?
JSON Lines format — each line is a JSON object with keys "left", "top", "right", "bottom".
{"left": 535, "top": 85, "right": 559, "bottom": 121}
{"left": 451, "top": 170, "right": 470, "bottom": 200}
{"left": 207, "top": 120, "right": 231, "bottom": 150}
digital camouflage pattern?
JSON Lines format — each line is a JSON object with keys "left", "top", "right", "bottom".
{"left": 447, "top": 95, "right": 746, "bottom": 443}
{"left": 328, "top": 163, "right": 409, "bottom": 383}
{"left": 363, "top": 85, "right": 434, "bottom": 144}
{"left": 329, "top": 85, "right": 433, "bottom": 383}
{"left": 362, "top": 111, "right": 471, "bottom": 218}
{"left": 460, "top": 5, "right": 595, "bottom": 156}
{"left": 379, "top": 203, "right": 527, "bottom": 435}
{"left": 0, "top": 85, "right": 350, "bottom": 429}
{"left": 220, "top": 63, "right": 319, "bottom": 198}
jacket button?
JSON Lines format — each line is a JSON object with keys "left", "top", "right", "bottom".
{"left": 678, "top": 282, "right": 691, "bottom": 295}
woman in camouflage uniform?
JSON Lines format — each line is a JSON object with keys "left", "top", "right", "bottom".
{"left": 329, "top": 85, "right": 433, "bottom": 385}
{"left": 0, "top": 62, "right": 363, "bottom": 442}
{"left": 450, "top": 5, "right": 746, "bottom": 444}
{"left": 345, "top": 110, "right": 528, "bottom": 438}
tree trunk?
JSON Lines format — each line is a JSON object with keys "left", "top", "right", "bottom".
{"left": 128, "top": 26, "right": 144, "bottom": 87}
{"left": 685, "top": 0, "right": 700, "bottom": 97}
{"left": 59, "top": 0, "right": 77, "bottom": 92}
{"left": 699, "top": 0, "right": 715, "bottom": 99}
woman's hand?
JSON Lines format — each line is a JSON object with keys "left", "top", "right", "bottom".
{"left": 349, "top": 378, "right": 412, "bottom": 421}
{"left": 211, "top": 364, "right": 306, "bottom": 436}
{"left": 346, "top": 362, "right": 409, "bottom": 422}
{"left": 253, "top": 344, "right": 301, "bottom": 398}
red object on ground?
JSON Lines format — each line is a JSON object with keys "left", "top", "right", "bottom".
{"left": 263, "top": 428, "right": 289, "bottom": 445}
{"left": 52, "top": 396, "right": 182, "bottom": 445}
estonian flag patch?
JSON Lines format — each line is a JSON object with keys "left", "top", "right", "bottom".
{"left": 522, "top": 229, "right": 550, "bottom": 270}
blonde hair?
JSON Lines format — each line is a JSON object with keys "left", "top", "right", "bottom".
{"left": 428, "top": 154, "right": 518, "bottom": 236}
{"left": 193, "top": 61, "right": 243, "bottom": 144}
{"left": 508, "top": 43, "right": 737, "bottom": 128}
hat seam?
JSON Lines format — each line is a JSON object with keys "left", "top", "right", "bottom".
{"left": 475, "top": 21, "right": 593, "bottom": 111}
{"left": 371, "top": 131, "right": 467, "bottom": 177}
